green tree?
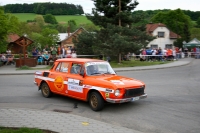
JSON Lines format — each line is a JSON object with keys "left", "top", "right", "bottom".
{"left": 40, "top": 28, "right": 59, "bottom": 48}
{"left": 190, "top": 28, "right": 200, "bottom": 40}
{"left": 35, "top": 15, "right": 45, "bottom": 28}
{"left": 68, "top": 20, "right": 77, "bottom": 32}
{"left": 79, "top": 0, "right": 154, "bottom": 63}
{"left": 30, "top": 28, "right": 59, "bottom": 50}
{"left": 0, "top": 7, "right": 20, "bottom": 53}
{"left": 196, "top": 17, "right": 200, "bottom": 28}
{"left": 151, "top": 9, "right": 192, "bottom": 48}
{"left": 43, "top": 14, "right": 58, "bottom": 24}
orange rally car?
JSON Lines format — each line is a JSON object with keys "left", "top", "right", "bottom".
{"left": 34, "top": 58, "right": 147, "bottom": 111}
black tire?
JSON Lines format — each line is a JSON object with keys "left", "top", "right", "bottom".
{"left": 89, "top": 91, "right": 105, "bottom": 111}
{"left": 41, "top": 82, "right": 52, "bottom": 98}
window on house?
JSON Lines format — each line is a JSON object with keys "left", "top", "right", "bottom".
{"left": 158, "top": 32, "right": 165, "bottom": 38}
{"left": 165, "top": 44, "right": 173, "bottom": 49}
{"left": 151, "top": 45, "right": 158, "bottom": 49}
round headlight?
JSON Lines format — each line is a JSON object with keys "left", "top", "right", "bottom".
{"left": 114, "top": 89, "right": 120, "bottom": 96}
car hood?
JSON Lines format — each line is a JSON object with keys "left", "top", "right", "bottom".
{"left": 85, "top": 75, "right": 144, "bottom": 89}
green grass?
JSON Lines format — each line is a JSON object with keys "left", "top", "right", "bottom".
{"left": 16, "top": 65, "right": 52, "bottom": 70}
{"left": 110, "top": 59, "right": 171, "bottom": 68}
{"left": 11, "top": 13, "right": 37, "bottom": 22}
{"left": 0, "top": 127, "right": 44, "bottom": 133}
{"left": 55, "top": 15, "right": 92, "bottom": 25}
{"left": 11, "top": 13, "right": 92, "bottom": 25}
{"left": 15, "top": 60, "right": 171, "bottom": 70}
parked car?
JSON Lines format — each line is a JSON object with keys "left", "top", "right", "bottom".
{"left": 34, "top": 58, "right": 147, "bottom": 111}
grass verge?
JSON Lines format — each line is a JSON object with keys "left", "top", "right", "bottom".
{"left": 0, "top": 127, "right": 56, "bottom": 133}
{"left": 16, "top": 60, "right": 173, "bottom": 70}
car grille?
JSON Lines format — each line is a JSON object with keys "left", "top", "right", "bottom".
{"left": 124, "top": 88, "right": 144, "bottom": 98}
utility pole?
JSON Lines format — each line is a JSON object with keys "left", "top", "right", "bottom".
{"left": 119, "top": 0, "right": 121, "bottom": 27}
{"left": 118, "top": 0, "right": 122, "bottom": 63}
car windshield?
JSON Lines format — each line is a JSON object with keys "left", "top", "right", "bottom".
{"left": 85, "top": 62, "right": 116, "bottom": 76}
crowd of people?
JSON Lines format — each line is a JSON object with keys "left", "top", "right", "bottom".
{"left": 138, "top": 47, "right": 183, "bottom": 62}
{"left": 32, "top": 45, "right": 77, "bottom": 65}
{"left": 0, "top": 49, "right": 15, "bottom": 65}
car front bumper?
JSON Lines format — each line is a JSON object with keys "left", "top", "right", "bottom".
{"left": 106, "top": 93, "right": 147, "bottom": 103}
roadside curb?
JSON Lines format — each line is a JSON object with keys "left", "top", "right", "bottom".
{"left": 0, "top": 58, "right": 193, "bottom": 75}
{"left": 114, "top": 60, "right": 192, "bottom": 72}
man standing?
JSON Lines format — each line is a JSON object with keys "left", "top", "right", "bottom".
{"left": 60, "top": 45, "right": 66, "bottom": 58}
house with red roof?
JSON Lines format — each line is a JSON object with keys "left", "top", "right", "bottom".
{"left": 146, "top": 23, "right": 180, "bottom": 50}
{"left": 7, "top": 33, "right": 20, "bottom": 54}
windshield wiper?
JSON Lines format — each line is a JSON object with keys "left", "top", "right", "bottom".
{"left": 90, "top": 72, "right": 102, "bottom": 75}
{"left": 103, "top": 72, "right": 115, "bottom": 75}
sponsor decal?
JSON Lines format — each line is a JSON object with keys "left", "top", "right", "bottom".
{"left": 68, "top": 78, "right": 80, "bottom": 85}
{"left": 68, "top": 84, "right": 83, "bottom": 93}
{"left": 54, "top": 76, "right": 64, "bottom": 91}
{"left": 84, "top": 85, "right": 92, "bottom": 88}
{"left": 110, "top": 80, "right": 124, "bottom": 85}
{"left": 35, "top": 71, "right": 42, "bottom": 75}
{"left": 68, "top": 78, "right": 83, "bottom": 93}
{"left": 105, "top": 89, "right": 112, "bottom": 92}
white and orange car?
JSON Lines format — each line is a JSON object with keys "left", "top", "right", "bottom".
{"left": 34, "top": 58, "right": 147, "bottom": 111}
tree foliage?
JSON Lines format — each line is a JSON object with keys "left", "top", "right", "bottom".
{"left": 4, "top": 3, "right": 84, "bottom": 15}
{"left": 75, "top": 0, "right": 154, "bottom": 62}
{"left": 29, "top": 28, "right": 59, "bottom": 50}
{"left": 151, "top": 9, "right": 192, "bottom": 48}
{"left": 190, "top": 28, "right": 200, "bottom": 40}
{"left": 0, "top": 7, "right": 20, "bottom": 53}
{"left": 43, "top": 14, "right": 58, "bottom": 24}
{"left": 196, "top": 17, "right": 200, "bottom": 28}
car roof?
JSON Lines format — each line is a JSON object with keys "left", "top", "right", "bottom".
{"left": 56, "top": 58, "right": 106, "bottom": 63}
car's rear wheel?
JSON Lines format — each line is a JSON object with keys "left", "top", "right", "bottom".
{"left": 41, "top": 82, "right": 52, "bottom": 98}
{"left": 89, "top": 91, "right": 104, "bottom": 111}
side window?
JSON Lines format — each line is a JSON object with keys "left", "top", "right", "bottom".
{"left": 70, "top": 63, "right": 82, "bottom": 74}
{"left": 60, "top": 62, "right": 69, "bottom": 73}
{"left": 55, "top": 63, "right": 61, "bottom": 72}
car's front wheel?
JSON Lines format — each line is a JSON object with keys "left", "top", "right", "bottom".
{"left": 41, "top": 82, "right": 52, "bottom": 98}
{"left": 89, "top": 91, "right": 104, "bottom": 111}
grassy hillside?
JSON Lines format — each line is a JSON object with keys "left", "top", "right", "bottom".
{"left": 12, "top": 13, "right": 92, "bottom": 25}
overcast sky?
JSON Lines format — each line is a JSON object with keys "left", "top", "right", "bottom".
{"left": 1, "top": 0, "right": 199, "bottom": 14}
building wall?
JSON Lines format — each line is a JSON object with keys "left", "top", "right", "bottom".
{"left": 61, "top": 28, "right": 84, "bottom": 47}
{"left": 147, "top": 27, "right": 176, "bottom": 50}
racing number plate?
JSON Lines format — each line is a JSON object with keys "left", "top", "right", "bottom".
{"left": 131, "top": 97, "right": 139, "bottom": 101}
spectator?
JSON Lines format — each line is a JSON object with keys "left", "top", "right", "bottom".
{"left": 51, "top": 46, "right": 57, "bottom": 61}
{"left": 1, "top": 53, "right": 8, "bottom": 65}
{"left": 106, "top": 56, "right": 111, "bottom": 62}
{"left": 66, "top": 46, "right": 72, "bottom": 58}
{"left": 157, "top": 47, "right": 163, "bottom": 61}
{"left": 37, "top": 52, "right": 44, "bottom": 65}
{"left": 141, "top": 49, "right": 146, "bottom": 61}
{"left": 6, "top": 54, "right": 14, "bottom": 65}
{"left": 44, "top": 45, "right": 50, "bottom": 53}
{"left": 6, "top": 48, "right": 11, "bottom": 55}
{"left": 43, "top": 51, "right": 50, "bottom": 65}
{"left": 99, "top": 55, "right": 103, "bottom": 60}
{"left": 60, "top": 45, "right": 66, "bottom": 58}
{"left": 151, "top": 48, "right": 157, "bottom": 61}
{"left": 71, "top": 51, "right": 77, "bottom": 58}
{"left": 32, "top": 47, "right": 38, "bottom": 58}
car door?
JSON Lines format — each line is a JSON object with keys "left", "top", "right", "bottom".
{"left": 48, "top": 62, "right": 69, "bottom": 95}
{"left": 66, "top": 62, "right": 86, "bottom": 100}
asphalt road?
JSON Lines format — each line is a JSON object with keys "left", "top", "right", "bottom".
{"left": 0, "top": 59, "right": 200, "bottom": 133}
